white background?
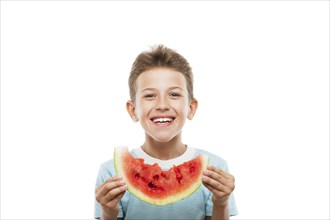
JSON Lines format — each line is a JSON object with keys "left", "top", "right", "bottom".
{"left": 1, "top": 1, "right": 329, "bottom": 219}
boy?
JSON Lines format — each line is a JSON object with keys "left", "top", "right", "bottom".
{"left": 95, "top": 45, "right": 238, "bottom": 220}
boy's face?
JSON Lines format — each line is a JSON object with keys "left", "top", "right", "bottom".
{"left": 126, "top": 67, "right": 198, "bottom": 143}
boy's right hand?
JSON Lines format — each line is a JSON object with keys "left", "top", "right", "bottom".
{"left": 95, "top": 176, "right": 127, "bottom": 219}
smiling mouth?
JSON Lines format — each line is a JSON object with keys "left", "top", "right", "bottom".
{"left": 151, "top": 117, "right": 175, "bottom": 124}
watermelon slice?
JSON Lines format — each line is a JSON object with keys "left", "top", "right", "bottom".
{"left": 114, "top": 146, "right": 209, "bottom": 206}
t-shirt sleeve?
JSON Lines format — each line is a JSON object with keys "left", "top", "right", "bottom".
{"left": 222, "top": 162, "right": 238, "bottom": 216}
{"left": 205, "top": 157, "right": 238, "bottom": 217}
{"left": 94, "top": 161, "right": 124, "bottom": 219}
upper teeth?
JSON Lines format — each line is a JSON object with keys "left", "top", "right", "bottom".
{"left": 152, "top": 118, "right": 173, "bottom": 123}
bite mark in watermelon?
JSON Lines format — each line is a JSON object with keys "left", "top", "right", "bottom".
{"left": 114, "top": 146, "right": 209, "bottom": 206}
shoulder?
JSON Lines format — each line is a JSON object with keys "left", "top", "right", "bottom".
{"left": 99, "top": 159, "right": 115, "bottom": 173}
{"left": 96, "top": 159, "right": 116, "bottom": 185}
{"left": 96, "top": 146, "right": 134, "bottom": 180}
{"left": 194, "top": 148, "right": 229, "bottom": 170}
{"left": 97, "top": 146, "right": 131, "bottom": 176}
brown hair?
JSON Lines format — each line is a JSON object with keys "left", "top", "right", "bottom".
{"left": 128, "top": 45, "right": 194, "bottom": 103}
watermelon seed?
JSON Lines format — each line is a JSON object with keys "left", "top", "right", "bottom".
{"left": 148, "top": 181, "right": 156, "bottom": 189}
{"left": 134, "top": 173, "right": 140, "bottom": 179}
{"left": 148, "top": 181, "right": 164, "bottom": 192}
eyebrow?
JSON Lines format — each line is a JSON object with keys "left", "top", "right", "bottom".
{"left": 141, "top": 86, "right": 184, "bottom": 92}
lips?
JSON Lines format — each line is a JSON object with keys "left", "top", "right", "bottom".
{"left": 150, "top": 116, "right": 175, "bottom": 124}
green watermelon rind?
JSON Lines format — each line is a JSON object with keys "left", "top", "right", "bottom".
{"left": 114, "top": 146, "right": 209, "bottom": 206}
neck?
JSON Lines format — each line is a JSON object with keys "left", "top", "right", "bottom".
{"left": 142, "top": 134, "right": 186, "bottom": 160}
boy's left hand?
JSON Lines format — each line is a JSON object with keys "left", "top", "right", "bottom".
{"left": 202, "top": 165, "right": 235, "bottom": 207}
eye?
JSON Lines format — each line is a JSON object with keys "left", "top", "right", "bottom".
{"left": 169, "top": 92, "right": 181, "bottom": 97}
{"left": 143, "top": 93, "right": 156, "bottom": 99}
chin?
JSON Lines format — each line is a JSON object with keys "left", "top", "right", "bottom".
{"left": 147, "top": 133, "right": 178, "bottom": 143}
{"left": 152, "top": 137, "right": 174, "bottom": 143}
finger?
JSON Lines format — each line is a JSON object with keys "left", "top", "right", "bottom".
{"left": 104, "top": 183, "right": 128, "bottom": 202}
{"left": 203, "top": 178, "right": 234, "bottom": 199}
{"left": 203, "top": 182, "right": 227, "bottom": 197}
{"left": 106, "top": 190, "right": 126, "bottom": 208}
{"left": 96, "top": 182, "right": 127, "bottom": 206}
{"left": 96, "top": 176, "right": 122, "bottom": 193}
{"left": 96, "top": 177, "right": 125, "bottom": 198}
{"left": 202, "top": 175, "right": 231, "bottom": 192}
{"left": 203, "top": 169, "right": 234, "bottom": 189}
{"left": 207, "top": 165, "right": 234, "bottom": 180}
{"left": 203, "top": 169, "right": 221, "bottom": 181}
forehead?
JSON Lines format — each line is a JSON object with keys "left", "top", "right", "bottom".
{"left": 136, "top": 67, "right": 187, "bottom": 90}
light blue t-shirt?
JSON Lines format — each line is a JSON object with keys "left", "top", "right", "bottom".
{"left": 94, "top": 147, "right": 238, "bottom": 219}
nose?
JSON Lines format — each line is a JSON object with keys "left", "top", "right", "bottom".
{"left": 155, "top": 96, "right": 170, "bottom": 110}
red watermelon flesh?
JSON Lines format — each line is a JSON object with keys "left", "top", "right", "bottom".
{"left": 114, "top": 147, "right": 209, "bottom": 206}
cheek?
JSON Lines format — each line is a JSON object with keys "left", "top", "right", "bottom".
{"left": 135, "top": 102, "right": 152, "bottom": 117}
{"left": 173, "top": 102, "right": 190, "bottom": 116}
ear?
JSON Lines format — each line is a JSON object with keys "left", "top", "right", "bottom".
{"left": 187, "top": 98, "right": 198, "bottom": 120}
{"left": 126, "top": 100, "right": 139, "bottom": 122}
